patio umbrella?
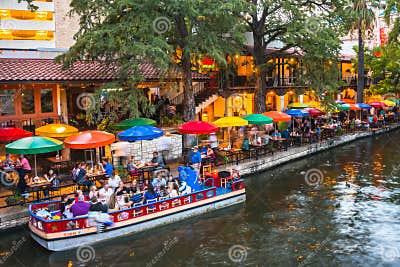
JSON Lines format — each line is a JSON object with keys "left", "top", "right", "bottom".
{"left": 64, "top": 130, "right": 115, "bottom": 167}
{"left": 349, "top": 104, "right": 361, "bottom": 111}
{"left": 382, "top": 99, "right": 396, "bottom": 107}
{"left": 338, "top": 104, "right": 350, "bottom": 111}
{"left": 285, "top": 109, "right": 310, "bottom": 117}
{"left": 0, "top": 127, "right": 32, "bottom": 142}
{"left": 368, "top": 102, "right": 387, "bottom": 109}
{"left": 242, "top": 114, "right": 273, "bottom": 125}
{"left": 213, "top": 117, "right": 248, "bottom": 148}
{"left": 388, "top": 98, "right": 400, "bottom": 105}
{"left": 287, "top": 102, "right": 308, "bottom": 109}
{"left": 6, "top": 136, "right": 63, "bottom": 177}
{"left": 263, "top": 111, "right": 291, "bottom": 122}
{"left": 335, "top": 100, "right": 345, "bottom": 104}
{"left": 178, "top": 121, "right": 217, "bottom": 135}
{"left": 115, "top": 118, "right": 157, "bottom": 130}
{"left": 304, "top": 101, "right": 321, "bottom": 109}
{"left": 35, "top": 123, "right": 78, "bottom": 138}
{"left": 304, "top": 108, "right": 325, "bottom": 117}
{"left": 118, "top": 126, "right": 163, "bottom": 158}
{"left": 64, "top": 130, "right": 115, "bottom": 149}
{"left": 356, "top": 103, "right": 372, "bottom": 110}
{"left": 213, "top": 117, "right": 249, "bottom": 128}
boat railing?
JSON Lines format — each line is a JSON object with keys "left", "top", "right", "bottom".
{"left": 29, "top": 186, "right": 220, "bottom": 234}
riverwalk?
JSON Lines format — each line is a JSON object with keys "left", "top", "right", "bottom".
{"left": 1, "top": 123, "right": 399, "bottom": 231}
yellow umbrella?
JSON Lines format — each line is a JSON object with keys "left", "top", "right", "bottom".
{"left": 287, "top": 102, "right": 308, "bottom": 109}
{"left": 213, "top": 116, "right": 249, "bottom": 127}
{"left": 304, "top": 101, "right": 321, "bottom": 109}
{"left": 382, "top": 99, "right": 396, "bottom": 107}
{"left": 35, "top": 123, "right": 79, "bottom": 138}
{"left": 213, "top": 117, "right": 248, "bottom": 148}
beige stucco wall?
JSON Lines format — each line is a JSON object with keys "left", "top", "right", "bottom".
{"left": 54, "top": 0, "right": 79, "bottom": 49}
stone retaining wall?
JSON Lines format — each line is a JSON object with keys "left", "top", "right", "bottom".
{"left": 224, "top": 126, "right": 398, "bottom": 176}
{"left": 111, "top": 134, "right": 183, "bottom": 166}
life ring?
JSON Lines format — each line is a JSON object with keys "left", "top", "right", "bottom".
{"left": 0, "top": 169, "right": 19, "bottom": 187}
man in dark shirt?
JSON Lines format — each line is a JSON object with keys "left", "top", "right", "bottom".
{"left": 89, "top": 196, "right": 108, "bottom": 213}
{"left": 149, "top": 152, "right": 165, "bottom": 169}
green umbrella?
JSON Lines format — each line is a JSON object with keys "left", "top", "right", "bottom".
{"left": 243, "top": 114, "right": 273, "bottom": 125}
{"left": 6, "top": 136, "right": 63, "bottom": 177}
{"left": 338, "top": 104, "right": 350, "bottom": 111}
{"left": 115, "top": 118, "right": 157, "bottom": 130}
{"left": 388, "top": 98, "right": 400, "bottom": 105}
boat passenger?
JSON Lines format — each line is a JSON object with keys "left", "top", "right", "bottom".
{"left": 70, "top": 195, "right": 90, "bottom": 217}
{"left": 157, "top": 185, "right": 168, "bottom": 197}
{"left": 142, "top": 184, "right": 158, "bottom": 204}
{"left": 152, "top": 173, "right": 166, "bottom": 187}
{"left": 141, "top": 179, "right": 149, "bottom": 191}
{"left": 62, "top": 198, "right": 75, "bottom": 219}
{"left": 115, "top": 181, "right": 129, "bottom": 196}
{"left": 88, "top": 186, "right": 99, "bottom": 199}
{"left": 128, "top": 179, "right": 140, "bottom": 194}
{"left": 98, "top": 184, "right": 113, "bottom": 205}
{"left": 89, "top": 196, "right": 108, "bottom": 213}
{"left": 116, "top": 195, "right": 133, "bottom": 210}
{"left": 168, "top": 182, "right": 179, "bottom": 198}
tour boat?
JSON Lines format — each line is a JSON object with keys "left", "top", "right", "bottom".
{"left": 28, "top": 167, "right": 246, "bottom": 251}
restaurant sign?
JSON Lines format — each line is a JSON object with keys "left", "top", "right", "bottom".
{"left": 202, "top": 58, "right": 215, "bottom": 69}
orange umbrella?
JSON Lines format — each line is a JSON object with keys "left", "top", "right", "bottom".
{"left": 263, "top": 111, "right": 291, "bottom": 122}
{"left": 64, "top": 130, "right": 115, "bottom": 149}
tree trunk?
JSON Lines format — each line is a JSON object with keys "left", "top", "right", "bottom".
{"left": 253, "top": 31, "right": 267, "bottom": 113}
{"left": 182, "top": 52, "right": 195, "bottom": 122}
{"left": 357, "top": 28, "right": 365, "bottom": 103}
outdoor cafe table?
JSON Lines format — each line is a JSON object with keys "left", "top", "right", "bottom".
{"left": 270, "top": 137, "right": 288, "bottom": 151}
{"left": 27, "top": 178, "right": 51, "bottom": 201}
{"left": 87, "top": 172, "right": 107, "bottom": 186}
{"left": 218, "top": 148, "right": 242, "bottom": 165}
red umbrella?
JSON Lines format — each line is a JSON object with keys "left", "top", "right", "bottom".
{"left": 0, "top": 127, "right": 32, "bottom": 142}
{"left": 368, "top": 102, "right": 387, "bottom": 109}
{"left": 304, "top": 108, "right": 325, "bottom": 117}
{"left": 64, "top": 130, "right": 115, "bottom": 149}
{"left": 178, "top": 121, "right": 217, "bottom": 135}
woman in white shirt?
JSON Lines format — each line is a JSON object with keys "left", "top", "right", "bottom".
{"left": 88, "top": 185, "right": 98, "bottom": 200}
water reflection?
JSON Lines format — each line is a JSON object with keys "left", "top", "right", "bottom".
{"left": 1, "top": 131, "right": 400, "bottom": 266}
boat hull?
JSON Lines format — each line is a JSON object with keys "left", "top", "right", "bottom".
{"left": 30, "top": 189, "right": 245, "bottom": 251}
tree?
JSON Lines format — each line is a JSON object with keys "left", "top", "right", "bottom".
{"left": 343, "top": 0, "right": 378, "bottom": 103}
{"left": 384, "top": 0, "right": 400, "bottom": 42}
{"left": 364, "top": 44, "right": 400, "bottom": 98}
{"left": 245, "top": 0, "right": 345, "bottom": 113}
{"left": 293, "top": 23, "right": 345, "bottom": 112}
{"left": 58, "top": 0, "right": 247, "bottom": 122}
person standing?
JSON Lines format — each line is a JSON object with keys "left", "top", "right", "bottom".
{"left": 157, "top": 132, "right": 172, "bottom": 162}
{"left": 16, "top": 154, "right": 31, "bottom": 196}
{"left": 190, "top": 146, "right": 202, "bottom": 177}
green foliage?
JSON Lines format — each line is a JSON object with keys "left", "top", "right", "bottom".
{"left": 84, "top": 84, "right": 154, "bottom": 129}
{"left": 364, "top": 44, "right": 400, "bottom": 96}
{"left": 385, "top": 0, "right": 400, "bottom": 42}
{"left": 246, "top": 0, "right": 347, "bottom": 112}
{"left": 58, "top": 0, "right": 248, "bottom": 121}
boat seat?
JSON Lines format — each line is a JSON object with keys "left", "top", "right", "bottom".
{"left": 146, "top": 199, "right": 157, "bottom": 213}
{"left": 172, "top": 198, "right": 181, "bottom": 207}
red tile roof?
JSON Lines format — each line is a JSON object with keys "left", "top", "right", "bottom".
{"left": 0, "top": 58, "right": 209, "bottom": 83}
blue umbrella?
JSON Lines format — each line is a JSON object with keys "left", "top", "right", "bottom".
{"left": 118, "top": 126, "right": 164, "bottom": 159}
{"left": 118, "top": 126, "right": 163, "bottom": 141}
{"left": 285, "top": 109, "right": 310, "bottom": 117}
{"left": 356, "top": 103, "right": 372, "bottom": 110}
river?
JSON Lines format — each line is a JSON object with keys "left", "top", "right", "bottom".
{"left": 1, "top": 130, "right": 400, "bottom": 267}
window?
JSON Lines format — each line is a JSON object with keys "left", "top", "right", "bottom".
{"left": 0, "top": 89, "right": 15, "bottom": 116}
{"left": 21, "top": 89, "right": 34, "bottom": 114}
{"left": 40, "top": 88, "right": 53, "bottom": 113}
